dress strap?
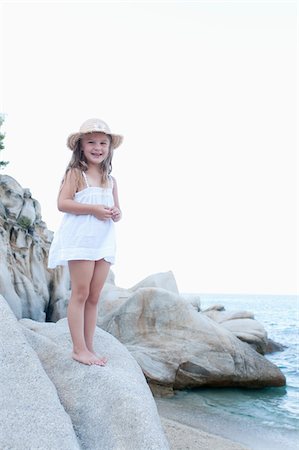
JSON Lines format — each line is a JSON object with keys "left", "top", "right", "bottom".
{"left": 109, "top": 175, "right": 114, "bottom": 189}
{"left": 82, "top": 172, "right": 90, "bottom": 188}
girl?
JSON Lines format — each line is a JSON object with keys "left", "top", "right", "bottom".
{"left": 48, "top": 118, "right": 123, "bottom": 366}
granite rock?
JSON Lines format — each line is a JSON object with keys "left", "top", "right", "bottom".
{"left": 20, "top": 316, "right": 169, "bottom": 450}
{"left": 98, "top": 287, "right": 286, "bottom": 393}
{"left": 0, "top": 296, "right": 80, "bottom": 450}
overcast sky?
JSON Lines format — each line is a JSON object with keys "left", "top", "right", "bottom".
{"left": 1, "top": 0, "right": 297, "bottom": 295}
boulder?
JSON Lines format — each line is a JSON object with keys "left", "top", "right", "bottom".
{"left": 0, "top": 296, "right": 80, "bottom": 450}
{"left": 265, "top": 338, "right": 287, "bottom": 354}
{"left": 98, "top": 287, "right": 286, "bottom": 394}
{"left": 20, "top": 317, "right": 169, "bottom": 450}
{"left": 0, "top": 174, "right": 69, "bottom": 321}
{"left": 202, "top": 306, "right": 268, "bottom": 354}
{"left": 98, "top": 270, "right": 201, "bottom": 324}
{"left": 0, "top": 175, "right": 25, "bottom": 221}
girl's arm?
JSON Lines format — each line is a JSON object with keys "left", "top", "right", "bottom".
{"left": 57, "top": 169, "right": 113, "bottom": 220}
{"left": 111, "top": 177, "right": 122, "bottom": 222}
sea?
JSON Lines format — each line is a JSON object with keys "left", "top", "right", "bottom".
{"left": 155, "top": 294, "right": 299, "bottom": 450}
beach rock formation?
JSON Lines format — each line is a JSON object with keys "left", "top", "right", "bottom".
{"left": 202, "top": 305, "right": 269, "bottom": 354}
{"left": 0, "top": 296, "right": 80, "bottom": 450}
{"left": 0, "top": 174, "right": 286, "bottom": 400}
{"left": 0, "top": 174, "right": 69, "bottom": 321}
{"left": 97, "top": 276, "right": 286, "bottom": 395}
{"left": 0, "top": 296, "right": 169, "bottom": 450}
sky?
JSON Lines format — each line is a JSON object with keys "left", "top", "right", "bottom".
{"left": 1, "top": 0, "right": 298, "bottom": 295}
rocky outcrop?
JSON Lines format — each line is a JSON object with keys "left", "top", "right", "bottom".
{"left": 48, "top": 269, "right": 285, "bottom": 394}
{"left": 0, "top": 174, "right": 287, "bottom": 399}
{"left": 97, "top": 279, "right": 286, "bottom": 394}
{"left": 0, "top": 296, "right": 80, "bottom": 450}
{"left": 0, "top": 174, "right": 69, "bottom": 321}
{"left": 202, "top": 305, "right": 269, "bottom": 354}
{"left": 1, "top": 297, "right": 169, "bottom": 449}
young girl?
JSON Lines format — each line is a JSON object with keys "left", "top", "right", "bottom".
{"left": 48, "top": 118, "right": 123, "bottom": 366}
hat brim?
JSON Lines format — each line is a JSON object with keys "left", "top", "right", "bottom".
{"left": 67, "top": 131, "right": 123, "bottom": 151}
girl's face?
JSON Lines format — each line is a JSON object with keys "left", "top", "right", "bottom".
{"left": 81, "top": 132, "right": 111, "bottom": 165}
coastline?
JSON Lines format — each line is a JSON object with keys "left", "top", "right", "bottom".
{"left": 155, "top": 390, "right": 299, "bottom": 450}
{"left": 159, "top": 416, "right": 249, "bottom": 450}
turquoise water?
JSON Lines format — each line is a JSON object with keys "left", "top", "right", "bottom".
{"left": 156, "top": 294, "right": 299, "bottom": 450}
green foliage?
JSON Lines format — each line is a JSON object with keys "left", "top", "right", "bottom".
{"left": 17, "top": 215, "right": 32, "bottom": 229}
{"left": 0, "top": 114, "right": 9, "bottom": 169}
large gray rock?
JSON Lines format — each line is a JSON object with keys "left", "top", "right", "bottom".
{"left": 97, "top": 270, "right": 179, "bottom": 317}
{"left": 0, "top": 296, "right": 80, "bottom": 450}
{"left": 202, "top": 305, "right": 269, "bottom": 354}
{"left": 20, "top": 317, "right": 169, "bottom": 450}
{"left": 98, "top": 287, "right": 286, "bottom": 394}
{"left": 98, "top": 270, "right": 200, "bottom": 325}
{"left": 0, "top": 174, "right": 69, "bottom": 321}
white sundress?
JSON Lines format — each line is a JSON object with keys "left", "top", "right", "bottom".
{"left": 47, "top": 172, "right": 116, "bottom": 268}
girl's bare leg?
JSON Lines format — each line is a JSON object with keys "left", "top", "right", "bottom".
{"left": 84, "top": 259, "right": 110, "bottom": 365}
{"left": 67, "top": 260, "right": 103, "bottom": 365}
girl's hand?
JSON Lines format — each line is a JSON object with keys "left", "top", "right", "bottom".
{"left": 93, "top": 205, "right": 114, "bottom": 221}
{"left": 111, "top": 206, "right": 122, "bottom": 222}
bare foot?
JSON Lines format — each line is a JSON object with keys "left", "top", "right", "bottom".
{"left": 72, "top": 350, "right": 106, "bottom": 366}
{"left": 87, "top": 347, "right": 108, "bottom": 366}
{"left": 92, "top": 353, "right": 107, "bottom": 366}
{"left": 96, "top": 356, "right": 108, "bottom": 366}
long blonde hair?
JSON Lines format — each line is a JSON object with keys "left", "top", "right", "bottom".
{"left": 64, "top": 134, "right": 114, "bottom": 188}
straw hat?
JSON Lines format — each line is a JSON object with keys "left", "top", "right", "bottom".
{"left": 67, "top": 118, "right": 123, "bottom": 150}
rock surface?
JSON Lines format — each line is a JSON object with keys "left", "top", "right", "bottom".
{"left": 0, "top": 296, "right": 169, "bottom": 450}
{"left": 202, "top": 305, "right": 269, "bottom": 354}
{"left": 98, "top": 284, "right": 286, "bottom": 393}
{"left": 0, "top": 295, "right": 80, "bottom": 450}
{"left": 0, "top": 174, "right": 287, "bottom": 399}
{"left": 20, "top": 316, "right": 169, "bottom": 450}
{"left": 0, "top": 174, "right": 69, "bottom": 321}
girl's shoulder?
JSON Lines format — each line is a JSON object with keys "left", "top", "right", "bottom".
{"left": 109, "top": 175, "right": 117, "bottom": 189}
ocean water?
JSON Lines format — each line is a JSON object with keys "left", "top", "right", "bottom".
{"left": 156, "top": 294, "right": 299, "bottom": 450}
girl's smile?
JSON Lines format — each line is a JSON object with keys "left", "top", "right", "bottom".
{"left": 81, "top": 132, "right": 111, "bottom": 163}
